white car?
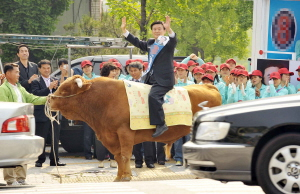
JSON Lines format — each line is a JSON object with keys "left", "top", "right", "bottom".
{"left": 0, "top": 102, "right": 44, "bottom": 167}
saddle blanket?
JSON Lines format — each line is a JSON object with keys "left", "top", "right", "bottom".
{"left": 123, "top": 80, "right": 193, "bottom": 130}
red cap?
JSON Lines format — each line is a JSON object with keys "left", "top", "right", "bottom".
{"left": 113, "top": 62, "right": 122, "bottom": 69}
{"left": 278, "top": 68, "right": 294, "bottom": 76}
{"left": 220, "top": 63, "right": 230, "bottom": 70}
{"left": 192, "top": 66, "right": 205, "bottom": 75}
{"left": 187, "top": 60, "right": 199, "bottom": 67}
{"left": 230, "top": 69, "right": 237, "bottom": 75}
{"left": 202, "top": 74, "right": 214, "bottom": 82}
{"left": 296, "top": 66, "right": 300, "bottom": 71}
{"left": 126, "top": 59, "right": 133, "bottom": 66}
{"left": 270, "top": 72, "right": 281, "bottom": 79}
{"left": 108, "top": 58, "right": 119, "bottom": 63}
{"left": 235, "top": 65, "right": 245, "bottom": 70}
{"left": 236, "top": 69, "right": 249, "bottom": 77}
{"left": 81, "top": 60, "right": 92, "bottom": 68}
{"left": 99, "top": 62, "right": 107, "bottom": 69}
{"left": 297, "top": 78, "right": 300, "bottom": 81}
{"left": 173, "top": 60, "right": 178, "bottom": 67}
{"left": 206, "top": 65, "right": 218, "bottom": 73}
{"left": 249, "top": 70, "right": 263, "bottom": 78}
{"left": 133, "top": 59, "right": 143, "bottom": 63}
{"left": 143, "top": 62, "right": 148, "bottom": 70}
{"left": 176, "top": 63, "right": 188, "bottom": 70}
{"left": 201, "top": 63, "right": 210, "bottom": 70}
{"left": 226, "top": 58, "right": 236, "bottom": 64}
{"left": 206, "top": 62, "right": 218, "bottom": 68}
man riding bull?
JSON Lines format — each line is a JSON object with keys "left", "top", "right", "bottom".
{"left": 121, "top": 16, "right": 177, "bottom": 138}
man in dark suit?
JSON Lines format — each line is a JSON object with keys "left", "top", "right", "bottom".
{"left": 16, "top": 44, "right": 39, "bottom": 93}
{"left": 31, "top": 59, "right": 66, "bottom": 167}
{"left": 121, "top": 16, "right": 177, "bottom": 137}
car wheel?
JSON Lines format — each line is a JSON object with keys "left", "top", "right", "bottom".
{"left": 256, "top": 133, "right": 300, "bottom": 194}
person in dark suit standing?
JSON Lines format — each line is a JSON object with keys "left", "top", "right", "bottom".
{"left": 16, "top": 44, "right": 39, "bottom": 93}
{"left": 121, "top": 16, "right": 177, "bottom": 137}
{"left": 31, "top": 59, "right": 66, "bottom": 167}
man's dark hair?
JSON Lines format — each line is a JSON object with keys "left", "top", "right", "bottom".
{"left": 17, "top": 44, "right": 29, "bottom": 53}
{"left": 128, "top": 62, "right": 143, "bottom": 71}
{"left": 4, "top": 63, "right": 18, "bottom": 74}
{"left": 100, "top": 62, "right": 117, "bottom": 77}
{"left": 58, "top": 58, "right": 68, "bottom": 67}
{"left": 150, "top": 21, "right": 165, "bottom": 30}
{"left": 38, "top": 59, "right": 51, "bottom": 68}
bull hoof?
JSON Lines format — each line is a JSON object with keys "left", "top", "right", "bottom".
{"left": 121, "top": 176, "right": 131, "bottom": 182}
{"left": 113, "top": 176, "right": 122, "bottom": 182}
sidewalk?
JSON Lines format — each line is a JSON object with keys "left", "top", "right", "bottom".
{"left": 0, "top": 146, "right": 196, "bottom": 185}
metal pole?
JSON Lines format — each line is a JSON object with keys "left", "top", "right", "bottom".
{"left": 0, "top": 58, "right": 3, "bottom": 74}
{"left": 68, "top": 47, "right": 71, "bottom": 77}
{"left": 130, "top": 48, "right": 133, "bottom": 59}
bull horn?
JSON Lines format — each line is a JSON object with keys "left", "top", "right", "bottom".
{"left": 74, "top": 78, "right": 83, "bottom": 88}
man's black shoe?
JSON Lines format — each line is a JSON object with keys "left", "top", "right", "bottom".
{"left": 85, "top": 156, "right": 92, "bottom": 160}
{"left": 135, "top": 164, "right": 143, "bottom": 168}
{"left": 158, "top": 161, "right": 165, "bottom": 165}
{"left": 152, "top": 124, "right": 168, "bottom": 138}
{"left": 35, "top": 162, "right": 43, "bottom": 167}
{"left": 50, "top": 161, "right": 66, "bottom": 166}
{"left": 146, "top": 164, "right": 155, "bottom": 168}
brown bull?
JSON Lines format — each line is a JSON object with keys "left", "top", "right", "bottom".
{"left": 49, "top": 75, "right": 221, "bottom": 182}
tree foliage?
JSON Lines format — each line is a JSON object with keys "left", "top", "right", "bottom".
{"left": 106, "top": 0, "right": 253, "bottom": 62}
{"left": 0, "top": 0, "right": 72, "bottom": 63}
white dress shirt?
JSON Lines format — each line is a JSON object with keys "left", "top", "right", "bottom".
{"left": 8, "top": 82, "right": 23, "bottom": 103}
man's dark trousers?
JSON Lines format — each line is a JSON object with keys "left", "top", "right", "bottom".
{"left": 133, "top": 142, "right": 154, "bottom": 165}
{"left": 147, "top": 74, "right": 173, "bottom": 125}
{"left": 36, "top": 121, "right": 60, "bottom": 163}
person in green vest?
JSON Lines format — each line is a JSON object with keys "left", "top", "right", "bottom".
{"left": 0, "top": 63, "right": 46, "bottom": 186}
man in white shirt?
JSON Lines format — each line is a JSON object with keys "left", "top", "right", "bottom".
{"left": 31, "top": 60, "right": 66, "bottom": 167}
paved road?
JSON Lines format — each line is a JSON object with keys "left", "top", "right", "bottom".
{"left": 0, "top": 147, "right": 265, "bottom": 193}
{"left": 0, "top": 179, "right": 264, "bottom": 194}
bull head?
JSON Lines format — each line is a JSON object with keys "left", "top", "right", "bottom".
{"left": 52, "top": 75, "right": 92, "bottom": 98}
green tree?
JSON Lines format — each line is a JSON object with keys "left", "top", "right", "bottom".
{"left": 106, "top": 0, "right": 253, "bottom": 62}
{"left": 0, "top": 0, "right": 72, "bottom": 63}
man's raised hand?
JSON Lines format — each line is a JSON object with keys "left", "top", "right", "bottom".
{"left": 121, "top": 16, "right": 127, "bottom": 33}
{"left": 163, "top": 16, "right": 173, "bottom": 34}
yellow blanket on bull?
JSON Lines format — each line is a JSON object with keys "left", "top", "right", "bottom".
{"left": 123, "top": 80, "right": 193, "bottom": 130}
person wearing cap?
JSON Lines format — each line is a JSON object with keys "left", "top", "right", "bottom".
{"left": 278, "top": 68, "right": 296, "bottom": 94}
{"left": 219, "top": 63, "right": 230, "bottom": 85}
{"left": 112, "top": 62, "right": 126, "bottom": 80}
{"left": 235, "top": 65, "right": 245, "bottom": 70}
{"left": 201, "top": 74, "right": 215, "bottom": 85}
{"left": 174, "top": 63, "right": 194, "bottom": 87}
{"left": 80, "top": 60, "right": 100, "bottom": 160}
{"left": 192, "top": 66, "right": 205, "bottom": 84}
{"left": 226, "top": 58, "right": 237, "bottom": 70}
{"left": 296, "top": 66, "right": 300, "bottom": 93}
{"left": 124, "top": 59, "right": 133, "bottom": 80}
{"left": 250, "top": 70, "right": 267, "bottom": 99}
{"left": 263, "top": 72, "right": 288, "bottom": 98}
{"left": 181, "top": 53, "right": 204, "bottom": 81}
{"left": 227, "top": 70, "right": 255, "bottom": 103}
{"left": 205, "top": 65, "right": 220, "bottom": 85}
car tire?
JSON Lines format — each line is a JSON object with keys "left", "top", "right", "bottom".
{"left": 60, "top": 129, "right": 84, "bottom": 153}
{"left": 256, "top": 133, "right": 300, "bottom": 194}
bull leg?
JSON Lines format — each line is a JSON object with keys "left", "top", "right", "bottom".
{"left": 113, "top": 153, "right": 123, "bottom": 182}
{"left": 120, "top": 154, "right": 132, "bottom": 182}
{"left": 164, "top": 142, "right": 174, "bottom": 161}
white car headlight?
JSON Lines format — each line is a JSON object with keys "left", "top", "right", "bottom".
{"left": 195, "top": 122, "right": 230, "bottom": 141}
